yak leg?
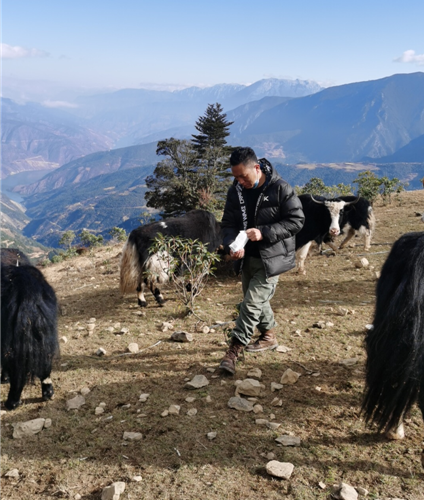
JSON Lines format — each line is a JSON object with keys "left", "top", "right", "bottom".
{"left": 296, "top": 241, "right": 312, "bottom": 275}
{"left": 5, "top": 371, "right": 25, "bottom": 410}
{"left": 40, "top": 371, "right": 55, "bottom": 401}
{"left": 149, "top": 279, "right": 165, "bottom": 306}
{"left": 339, "top": 227, "right": 356, "bottom": 249}
{"left": 364, "top": 228, "right": 372, "bottom": 251}
{"left": 137, "top": 281, "right": 147, "bottom": 307}
{"left": 385, "top": 421, "right": 405, "bottom": 440}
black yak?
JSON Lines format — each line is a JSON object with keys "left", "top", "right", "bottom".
{"left": 1, "top": 248, "right": 59, "bottom": 410}
{"left": 362, "top": 232, "right": 424, "bottom": 467}
{"left": 295, "top": 195, "right": 359, "bottom": 274}
{"left": 120, "top": 210, "right": 222, "bottom": 307}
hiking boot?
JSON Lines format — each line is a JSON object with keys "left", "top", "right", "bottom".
{"left": 245, "top": 329, "right": 278, "bottom": 352}
{"left": 219, "top": 339, "right": 244, "bottom": 375}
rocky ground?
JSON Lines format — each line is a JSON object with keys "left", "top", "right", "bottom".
{"left": 1, "top": 190, "right": 424, "bottom": 500}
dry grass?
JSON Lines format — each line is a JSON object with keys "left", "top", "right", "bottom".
{"left": 2, "top": 190, "right": 424, "bottom": 500}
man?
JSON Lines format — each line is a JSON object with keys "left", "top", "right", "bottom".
{"left": 219, "top": 147, "right": 304, "bottom": 374}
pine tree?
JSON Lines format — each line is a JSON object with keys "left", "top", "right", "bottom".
{"left": 192, "top": 103, "right": 234, "bottom": 212}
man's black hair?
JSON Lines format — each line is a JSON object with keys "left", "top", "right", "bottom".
{"left": 230, "top": 147, "right": 258, "bottom": 167}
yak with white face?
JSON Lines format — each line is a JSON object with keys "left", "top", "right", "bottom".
{"left": 120, "top": 210, "right": 222, "bottom": 307}
{"left": 295, "top": 195, "right": 359, "bottom": 274}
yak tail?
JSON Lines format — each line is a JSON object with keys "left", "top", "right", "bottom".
{"left": 120, "top": 239, "right": 143, "bottom": 294}
{"left": 362, "top": 232, "right": 424, "bottom": 432}
{"left": 1, "top": 266, "right": 59, "bottom": 385}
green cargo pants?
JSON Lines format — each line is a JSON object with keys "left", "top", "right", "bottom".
{"left": 231, "top": 256, "right": 279, "bottom": 346}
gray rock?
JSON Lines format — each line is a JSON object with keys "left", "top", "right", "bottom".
{"left": 168, "top": 405, "right": 181, "bottom": 415}
{"left": 139, "top": 393, "right": 150, "bottom": 402}
{"left": 340, "top": 358, "right": 358, "bottom": 367}
{"left": 253, "top": 404, "right": 264, "bottom": 414}
{"left": 265, "top": 460, "right": 294, "bottom": 479}
{"left": 337, "top": 483, "right": 358, "bottom": 500}
{"left": 127, "top": 343, "right": 139, "bottom": 353}
{"left": 66, "top": 394, "right": 86, "bottom": 410}
{"left": 207, "top": 432, "right": 217, "bottom": 440}
{"left": 235, "top": 378, "right": 265, "bottom": 397}
{"left": 187, "top": 408, "right": 197, "bottom": 416}
{"left": 44, "top": 418, "right": 52, "bottom": 428}
{"left": 13, "top": 418, "right": 45, "bottom": 439}
{"left": 80, "top": 387, "right": 91, "bottom": 396}
{"left": 96, "top": 348, "right": 107, "bottom": 356}
{"left": 101, "top": 482, "right": 126, "bottom": 500}
{"left": 271, "top": 382, "right": 283, "bottom": 392}
{"left": 185, "top": 375, "right": 209, "bottom": 389}
{"left": 275, "top": 435, "right": 301, "bottom": 446}
{"left": 271, "top": 397, "right": 283, "bottom": 407}
{"left": 280, "top": 368, "right": 301, "bottom": 385}
{"left": 123, "top": 432, "right": 142, "bottom": 441}
{"left": 276, "top": 345, "right": 292, "bottom": 353}
{"left": 5, "top": 468, "right": 20, "bottom": 478}
{"left": 255, "top": 419, "right": 269, "bottom": 426}
{"left": 171, "top": 331, "right": 193, "bottom": 342}
{"left": 266, "top": 422, "right": 281, "bottom": 430}
{"left": 227, "top": 397, "right": 254, "bottom": 412}
{"left": 246, "top": 368, "right": 262, "bottom": 379}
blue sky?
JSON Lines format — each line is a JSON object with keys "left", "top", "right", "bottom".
{"left": 2, "top": 0, "right": 424, "bottom": 91}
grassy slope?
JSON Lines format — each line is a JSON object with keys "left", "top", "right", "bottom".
{"left": 1, "top": 190, "right": 424, "bottom": 500}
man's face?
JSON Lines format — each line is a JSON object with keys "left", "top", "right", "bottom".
{"left": 231, "top": 162, "right": 260, "bottom": 189}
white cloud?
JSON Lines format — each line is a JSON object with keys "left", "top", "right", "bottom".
{"left": 394, "top": 49, "right": 424, "bottom": 65}
{"left": 42, "top": 100, "right": 79, "bottom": 109}
{"left": 1, "top": 43, "right": 49, "bottom": 59}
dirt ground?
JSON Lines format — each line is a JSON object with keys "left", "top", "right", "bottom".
{"left": 2, "top": 190, "right": 424, "bottom": 500}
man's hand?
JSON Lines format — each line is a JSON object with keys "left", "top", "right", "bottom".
{"left": 246, "top": 228, "right": 263, "bottom": 241}
{"left": 230, "top": 249, "right": 245, "bottom": 260}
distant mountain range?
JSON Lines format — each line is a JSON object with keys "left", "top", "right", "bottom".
{"left": 2, "top": 72, "right": 424, "bottom": 249}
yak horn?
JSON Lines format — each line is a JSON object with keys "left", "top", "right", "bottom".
{"left": 344, "top": 197, "right": 360, "bottom": 206}
{"left": 310, "top": 195, "right": 326, "bottom": 205}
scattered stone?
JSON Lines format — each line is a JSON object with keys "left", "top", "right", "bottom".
{"left": 326, "top": 322, "right": 334, "bottom": 327}
{"left": 75, "top": 494, "right": 82, "bottom": 500}
{"left": 271, "top": 382, "right": 283, "bottom": 392}
{"left": 313, "top": 321, "right": 326, "bottom": 329}
{"left": 333, "top": 482, "right": 358, "bottom": 500}
{"left": 269, "top": 413, "right": 276, "bottom": 420}
{"left": 235, "top": 378, "right": 265, "bottom": 397}
{"left": 80, "top": 387, "right": 91, "bottom": 396}
{"left": 271, "top": 397, "right": 283, "bottom": 407}
{"left": 101, "top": 482, "right": 126, "bottom": 500}
{"left": 386, "top": 422, "right": 405, "bottom": 440}
{"left": 123, "top": 432, "right": 142, "bottom": 441}
{"left": 206, "top": 368, "right": 216, "bottom": 373}
{"left": 139, "top": 393, "right": 150, "bottom": 402}
{"left": 168, "top": 405, "right": 181, "bottom": 415}
{"left": 0, "top": 410, "right": 7, "bottom": 417}
{"left": 132, "top": 476, "right": 142, "bottom": 482}
{"left": 187, "top": 408, "right": 197, "bottom": 416}
{"left": 99, "top": 402, "right": 106, "bottom": 408}
{"left": 161, "top": 321, "right": 174, "bottom": 332}
{"left": 365, "top": 324, "right": 374, "bottom": 331}
{"left": 185, "top": 375, "right": 209, "bottom": 389}
{"left": 266, "top": 452, "right": 275, "bottom": 460}
{"left": 318, "top": 481, "right": 326, "bottom": 489}
{"left": 96, "top": 348, "right": 106, "bottom": 356}
{"left": 171, "top": 331, "right": 193, "bottom": 342}
{"left": 113, "top": 322, "right": 121, "bottom": 329}
{"left": 374, "top": 271, "right": 381, "bottom": 280}
{"left": 253, "top": 404, "right": 264, "bottom": 414}
{"left": 88, "top": 318, "right": 96, "bottom": 323}
{"left": 234, "top": 379, "right": 243, "bottom": 386}
{"left": 185, "top": 397, "right": 196, "bottom": 403}
{"left": 255, "top": 419, "right": 269, "bottom": 426}
{"left": 276, "top": 345, "right": 292, "bottom": 353}
{"left": 106, "top": 327, "right": 114, "bottom": 333}
{"left": 356, "top": 487, "right": 368, "bottom": 496}
{"left": 205, "top": 395, "right": 212, "bottom": 403}
{"left": 246, "top": 368, "right": 262, "bottom": 379}
{"left": 12, "top": 418, "right": 46, "bottom": 439}
{"left": 44, "top": 418, "right": 52, "bottom": 428}
{"left": 207, "top": 432, "right": 217, "bottom": 440}
{"left": 280, "top": 368, "right": 301, "bottom": 385}
{"left": 95, "top": 407, "right": 105, "bottom": 415}
{"left": 66, "top": 395, "right": 86, "bottom": 411}
{"left": 275, "top": 435, "right": 301, "bottom": 446}
{"left": 201, "top": 326, "right": 210, "bottom": 334}
{"left": 340, "top": 358, "right": 358, "bottom": 367}
{"left": 338, "top": 307, "right": 349, "bottom": 316}
{"left": 127, "top": 343, "right": 139, "bottom": 354}
{"left": 5, "top": 468, "right": 20, "bottom": 479}
{"left": 121, "top": 404, "right": 131, "bottom": 410}
{"left": 227, "top": 397, "right": 254, "bottom": 412}
{"left": 267, "top": 422, "right": 281, "bottom": 431}
{"left": 87, "top": 323, "right": 96, "bottom": 335}
{"left": 265, "top": 460, "right": 294, "bottom": 479}
{"left": 60, "top": 336, "right": 68, "bottom": 344}
{"left": 161, "top": 410, "right": 169, "bottom": 417}
{"left": 355, "top": 258, "right": 369, "bottom": 269}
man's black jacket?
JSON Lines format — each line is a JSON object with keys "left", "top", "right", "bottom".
{"left": 221, "top": 162, "right": 305, "bottom": 278}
